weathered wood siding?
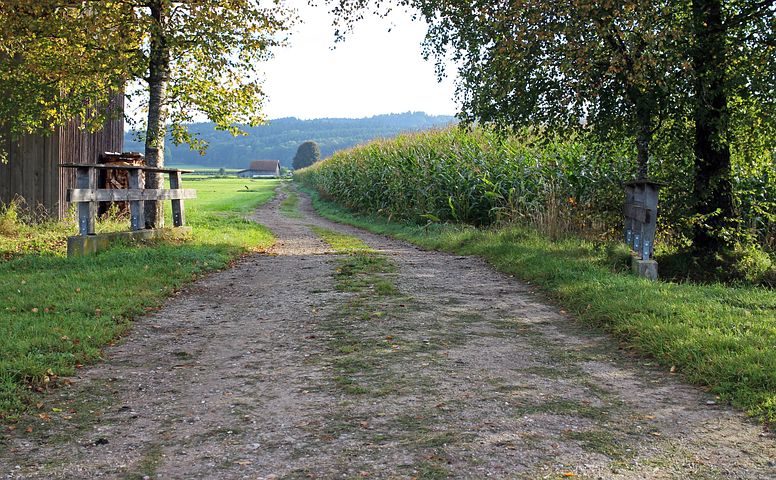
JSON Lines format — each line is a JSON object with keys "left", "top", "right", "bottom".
{"left": 0, "top": 95, "right": 124, "bottom": 218}
{"left": 0, "top": 129, "right": 58, "bottom": 217}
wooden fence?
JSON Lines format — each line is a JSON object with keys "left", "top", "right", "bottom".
{"left": 61, "top": 163, "right": 196, "bottom": 256}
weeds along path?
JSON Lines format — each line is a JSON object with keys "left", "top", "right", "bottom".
{"left": 2, "top": 185, "right": 774, "bottom": 479}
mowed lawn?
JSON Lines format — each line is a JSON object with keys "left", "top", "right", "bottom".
{"left": 0, "top": 178, "right": 280, "bottom": 417}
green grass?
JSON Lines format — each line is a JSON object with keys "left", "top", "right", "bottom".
{"left": 333, "top": 254, "right": 397, "bottom": 293}
{"left": 279, "top": 187, "right": 303, "bottom": 219}
{"left": 0, "top": 178, "right": 279, "bottom": 418}
{"left": 561, "top": 429, "right": 627, "bottom": 459}
{"left": 308, "top": 226, "right": 393, "bottom": 294}
{"left": 184, "top": 177, "right": 278, "bottom": 214}
{"left": 126, "top": 443, "right": 164, "bottom": 479}
{"left": 0, "top": 202, "right": 138, "bottom": 259}
{"left": 410, "top": 460, "right": 451, "bottom": 479}
{"left": 170, "top": 164, "right": 240, "bottom": 172}
{"left": 309, "top": 226, "right": 373, "bottom": 254}
{"left": 300, "top": 185, "right": 776, "bottom": 425}
{"left": 310, "top": 227, "right": 405, "bottom": 397}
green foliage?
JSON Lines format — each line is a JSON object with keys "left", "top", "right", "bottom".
{"left": 0, "top": 1, "right": 135, "bottom": 138}
{"left": 0, "top": 198, "right": 21, "bottom": 236}
{"left": 304, "top": 187, "right": 776, "bottom": 424}
{"left": 0, "top": 1, "right": 294, "bottom": 156}
{"left": 731, "top": 244, "right": 775, "bottom": 286}
{"left": 309, "top": 226, "right": 373, "bottom": 254}
{"left": 296, "top": 126, "right": 776, "bottom": 280}
{"left": 296, "top": 126, "right": 632, "bottom": 232}
{"left": 292, "top": 141, "right": 322, "bottom": 170}
{"left": 327, "top": 0, "right": 775, "bottom": 256}
{"left": 129, "top": 0, "right": 294, "bottom": 151}
{"left": 441, "top": 0, "right": 690, "bottom": 177}
{"left": 0, "top": 178, "right": 278, "bottom": 417}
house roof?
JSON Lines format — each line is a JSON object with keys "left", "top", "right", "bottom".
{"left": 249, "top": 160, "right": 280, "bottom": 171}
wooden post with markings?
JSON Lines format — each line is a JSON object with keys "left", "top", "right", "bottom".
{"left": 624, "top": 180, "right": 663, "bottom": 280}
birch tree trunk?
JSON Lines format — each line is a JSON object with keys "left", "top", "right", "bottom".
{"left": 144, "top": 0, "right": 170, "bottom": 228}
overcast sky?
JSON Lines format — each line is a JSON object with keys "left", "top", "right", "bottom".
{"left": 259, "top": 0, "right": 459, "bottom": 119}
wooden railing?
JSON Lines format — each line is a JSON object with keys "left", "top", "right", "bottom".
{"left": 60, "top": 163, "right": 196, "bottom": 235}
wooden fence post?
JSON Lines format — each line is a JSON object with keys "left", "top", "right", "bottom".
{"left": 76, "top": 166, "right": 95, "bottom": 235}
{"left": 170, "top": 170, "right": 185, "bottom": 227}
{"left": 128, "top": 169, "right": 145, "bottom": 231}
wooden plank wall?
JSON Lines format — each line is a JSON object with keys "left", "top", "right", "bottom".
{"left": 0, "top": 128, "right": 58, "bottom": 218}
{"left": 0, "top": 94, "right": 124, "bottom": 218}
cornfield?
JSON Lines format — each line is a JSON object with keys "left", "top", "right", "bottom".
{"left": 296, "top": 126, "right": 776, "bottom": 250}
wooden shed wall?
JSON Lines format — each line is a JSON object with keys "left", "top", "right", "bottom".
{"left": 0, "top": 129, "right": 59, "bottom": 217}
{"left": 0, "top": 95, "right": 124, "bottom": 218}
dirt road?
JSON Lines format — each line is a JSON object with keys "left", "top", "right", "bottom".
{"left": 1, "top": 187, "right": 774, "bottom": 479}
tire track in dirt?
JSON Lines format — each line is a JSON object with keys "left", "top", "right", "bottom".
{"left": 1, "top": 185, "right": 773, "bottom": 479}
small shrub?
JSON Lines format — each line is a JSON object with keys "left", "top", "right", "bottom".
{"left": 0, "top": 198, "right": 21, "bottom": 236}
{"left": 731, "top": 243, "right": 774, "bottom": 285}
{"left": 762, "top": 267, "right": 776, "bottom": 288}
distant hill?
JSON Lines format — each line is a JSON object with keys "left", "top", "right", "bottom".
{"left": 124, "top": 112, "right": 457, "bottom": 169}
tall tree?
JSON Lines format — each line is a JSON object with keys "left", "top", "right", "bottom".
{"left": 0, "top": 1, "right": 138, "bottom": 156}
{"left": 689, "top": 0, "right": 775, "bottom": 253}
{"left": 292, "top": 140, "right": 321, "bottom": 170}
{"left": 691, "top": 0, "right": 734, "bottom": 253}
{"left": 328, "top": 0, "right": 775, "bottom": 256}
{"left": 1, "top": 1, "right": 293, "bottom": 227}
{"left": 330, "top": 0, "right": 688, "bottom": 179}
{"left": 127, "top": 0, "right": 292, "bottom": 227}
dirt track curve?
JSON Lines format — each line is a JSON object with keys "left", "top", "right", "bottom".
{"left": 1, "top": 186, "right": 774, "bottom": 479}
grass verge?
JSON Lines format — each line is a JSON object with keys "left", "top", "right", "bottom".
{"left": 0, "top": 178, "right": 279, "bottom": 418}
{"left": 279, "top": 188, "right": 303, "bottom": 219}
{"left": 280, "top": 192, "right": 302, "bottom": 218}
{"left": 300, "top": 185, "right": 776, "bottom": 425}
{"left": 310, "top": 227, "right": 454, "bottom": 476}
{"left": 309, "top": 226, "right": 373, "bottom": 254}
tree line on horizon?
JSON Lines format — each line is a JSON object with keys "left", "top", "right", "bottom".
{"left": 123, "top": 112, "right": 456, "bottom": 169}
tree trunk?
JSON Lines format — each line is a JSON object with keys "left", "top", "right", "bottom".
{"left": 691, "top": 0, "right": 735, "bottom": 255}
{"left": 635, "top": 119, "right": 650, "bottom": 181}
{"left": 144, "top": 0, "right": 169, "bottom": 228}
{"left": 627, "top": 85, "right": 653, "bottom": 181}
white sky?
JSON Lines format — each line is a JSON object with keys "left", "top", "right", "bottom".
{"left": 260, "top": 0, "right": 459, "bottom": 119}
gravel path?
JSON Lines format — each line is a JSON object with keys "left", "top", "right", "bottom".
{"left": 1, "top": 186, "right": 774, "bottom": 479}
